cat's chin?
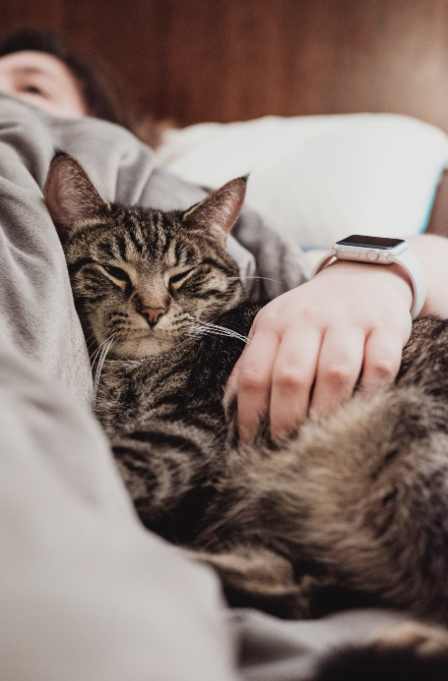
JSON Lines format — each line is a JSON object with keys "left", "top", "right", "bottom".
{"left": 109, "top": 335, "right": 177, "bottom": 359}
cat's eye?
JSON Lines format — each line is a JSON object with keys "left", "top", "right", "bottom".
{"left": 102, "top": 265, "right": 130, "bottom": 283}
{"left": 169, "top": 268, "right": 194, "bottom": 288}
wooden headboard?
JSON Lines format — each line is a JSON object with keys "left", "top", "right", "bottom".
{"left": 1, "top": 0, "right": 448, "bottom": 132}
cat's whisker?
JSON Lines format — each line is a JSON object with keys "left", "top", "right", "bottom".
{"left": 90, "top": 343, "right": 106, "bottom": 369}
{"left": 226, "top": 275, "right": 286, "bottom": 286}
{"left": 84, "top": 331, "right": 97, "bottom": 348}
{"left": 195, "top": 321, "right": 251, "bottom": 342}
{"left": 188, "top": 330, "right": 239, "bottom": 350}
{"left": 59, "top": 330, "right": 100, "bottom": 404}
{"left": 93, "top": 333, "right": 117, "bottom": 394}
{"left": 90, "top": 334, "right": 117, "bottom": 373}
{"left": 189, "top": 322, "right": 251, "bottom": 345}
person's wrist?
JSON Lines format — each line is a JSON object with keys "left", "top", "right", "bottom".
{"left": 315, "top": 259, "right": 414, "bottom": 312}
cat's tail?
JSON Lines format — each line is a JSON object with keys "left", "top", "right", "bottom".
{"left": 201, "top": 385, "right": 448, "bottom": 623}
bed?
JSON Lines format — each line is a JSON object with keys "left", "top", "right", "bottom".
{"left": 0, "top": 92, "right": 442, "bottom": 681}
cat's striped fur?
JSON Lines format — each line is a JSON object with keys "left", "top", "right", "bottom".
{"left": 45, "top": 152, "right": 448, "bottom": 680}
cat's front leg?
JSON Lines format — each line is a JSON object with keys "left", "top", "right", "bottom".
{"left": 181, "top": 544, "right": 332, "bottom": 620}
{"left": 110, "top": 425, "right": 215, "bottom": 537}
{"left": 111, "top": 434, "right": 186, "bottom": 524}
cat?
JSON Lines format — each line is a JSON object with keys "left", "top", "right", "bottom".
{"left": 45, "top": 151, "right": 448, "bottom": 679}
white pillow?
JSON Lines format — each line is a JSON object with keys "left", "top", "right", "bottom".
{"left": 156, "top": 114, "right": 448, "bottom": 248}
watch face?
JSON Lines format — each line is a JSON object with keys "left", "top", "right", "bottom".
{"left": 337, "top": 235, "right": 405, "bottom": 250}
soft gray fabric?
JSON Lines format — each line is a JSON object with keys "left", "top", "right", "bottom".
{"left": 0, "top": 92, "right": 411, "bottom": 681}
{"left": 0, "top": 342, "right": 237, "bottom": 681}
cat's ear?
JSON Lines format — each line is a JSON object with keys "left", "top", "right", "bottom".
{"left": 182, "top": 176, "right": 247, "bottom": 249}
{"left": 44, "top": 151, "right": 110, "bottom": 242}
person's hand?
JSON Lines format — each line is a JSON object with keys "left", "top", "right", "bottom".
{"left": 225, "top": 260, "right": 413, "bottom": 443}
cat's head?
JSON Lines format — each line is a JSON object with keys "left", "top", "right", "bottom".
{"left": 44, "top": 151, "right": 246, "bottom": 358}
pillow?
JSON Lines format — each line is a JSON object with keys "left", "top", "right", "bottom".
{"left": 156, "top": 114, "right": 448, "bottom": 248}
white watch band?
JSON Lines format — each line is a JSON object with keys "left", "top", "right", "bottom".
{"left": 386, "top": 247, "right": 426, "bottom": 320}
{"left": 312, "top": 244, "right": 426, "bottom": 321}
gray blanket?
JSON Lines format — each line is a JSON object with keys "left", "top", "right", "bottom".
{"left": 0, "top": 92, "right": 409, "bottom": 681}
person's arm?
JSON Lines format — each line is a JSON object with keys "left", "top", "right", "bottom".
{"left": 226, "top": 233, "right": 448, "bottom": 443}
{"left": 406, "top": 234, "right": 448, "bottom": 318}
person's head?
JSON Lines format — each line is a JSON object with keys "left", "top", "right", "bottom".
{"left": 0, "top": 28, "right": 133, "bottom": 127}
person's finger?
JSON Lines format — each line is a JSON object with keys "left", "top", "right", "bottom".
{"left": 223, "top": 354, "right": 243, "bottom": 413}
{"left": 234, "top": 328, "right": 280, "bottom": 442}
{"left": 269, "top": 327, "right": 322, "bottom": 441}
{"left": 310, "top": 326, "right": 365, "bottom": 419}
{"left": 359, "top": 328, "right": 402, "bottom": 391}
{"left": 223, "top": 321, "right": 257, "bottom": 409}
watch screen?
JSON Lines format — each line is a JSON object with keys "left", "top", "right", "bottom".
{"left": 337, "top": 235, "right": 405, "bottom": 250}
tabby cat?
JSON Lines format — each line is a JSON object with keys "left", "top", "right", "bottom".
{"left": 45, "top": 151, "right": 448, "bottom": 679}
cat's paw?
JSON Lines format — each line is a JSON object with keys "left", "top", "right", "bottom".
{"left": 314, "top": 620, "right": 448, "bottom": 681}
{"left": 369, "top": 620, "right": 448, "bottom": 655}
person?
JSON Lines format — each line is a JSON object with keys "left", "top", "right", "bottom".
{"left": 228, "top": 233, "right": 445, "bottom": 443}
{"left": 1, "top": 29, "right": 447, "bottom": 439}
{"left": 0, "top": 26, "right": 446, "bottom": 681}
{"left": 0, "top": 27, "right": 134, "bottom": 126}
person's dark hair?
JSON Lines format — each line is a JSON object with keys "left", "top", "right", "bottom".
{"left": 0, "top": 27, "right": 134, "bottom": 130}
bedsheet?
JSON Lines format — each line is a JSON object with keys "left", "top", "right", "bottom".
{"left": 156, "top": 113, "right": 448, "bottom": 247}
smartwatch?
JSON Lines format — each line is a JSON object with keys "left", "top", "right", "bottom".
{"left": 311, "top": 235, "right": 426, "bottom": 320}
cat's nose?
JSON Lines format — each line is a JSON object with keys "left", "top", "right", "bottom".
{"left": 141, "top": 307, "right": 166, "bottom": 328}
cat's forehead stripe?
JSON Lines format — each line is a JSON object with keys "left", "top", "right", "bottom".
{"left": 126, "top": 217, "right": 145, "bottom": 256}
{"left": 115, "top": 235, "right": 128, "bottom": 261}
{"left": 98, "top": 242, "right": 118, "bottom": 260}
{"left": 141, "top": 213, "right": 166, "bottom": 258}
{"left": 161, "top": 230, "right": 172, "bottom": 256}
{"left": 174, "top": 239, "right": 185, "bottom": 266}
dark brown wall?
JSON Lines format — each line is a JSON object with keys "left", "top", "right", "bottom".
{"left": 2, "top": 0, "right": 448, "bottom": 131}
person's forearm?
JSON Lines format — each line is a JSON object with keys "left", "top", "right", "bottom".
{"left": 407, "top": 234, "right": 448, "bottom": 319}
